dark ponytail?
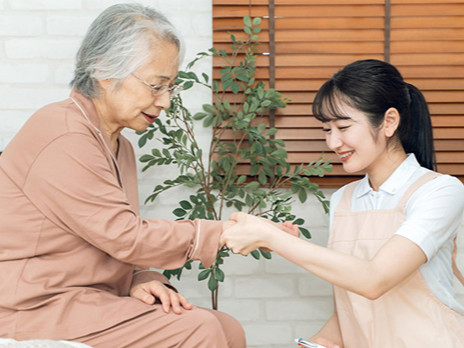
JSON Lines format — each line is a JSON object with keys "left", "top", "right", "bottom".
{"left": 312, "top": 59, "right": 436, "bottom": 170}
{"left": 400, "top": 84, "right": 436, "bottom": 170}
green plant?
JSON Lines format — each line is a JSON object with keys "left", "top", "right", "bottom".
{"left": 136, "top": 16, "right": 332, "bottom": 310}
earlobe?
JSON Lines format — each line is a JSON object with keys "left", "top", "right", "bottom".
{"left": 383, "top": 107, "right": 400, "bottom": 138}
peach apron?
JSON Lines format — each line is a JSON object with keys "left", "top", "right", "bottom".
{"left": 329, "top": 172, "right": 464, "bottom": 348}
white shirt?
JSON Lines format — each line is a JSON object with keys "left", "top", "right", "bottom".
{"left": 329, "top": 154, "right": 464, "bottom": 314}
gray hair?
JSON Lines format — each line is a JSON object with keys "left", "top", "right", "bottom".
{"left": 70, "top": 3, "right": 184, "bottom": 98}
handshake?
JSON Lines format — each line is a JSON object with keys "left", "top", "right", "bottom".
{"left": 220, "top": 212, "right": 300, "bottom": 255}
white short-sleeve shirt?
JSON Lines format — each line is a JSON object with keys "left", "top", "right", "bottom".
{"left": 329, "top": 154, "right": 464, "bottom": 314}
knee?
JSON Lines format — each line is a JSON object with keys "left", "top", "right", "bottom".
{"left": 185, "top": 308, "right": 246, "bottom": 348}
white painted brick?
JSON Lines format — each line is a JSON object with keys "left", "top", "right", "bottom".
{"left": 0, "top": 86, "right": 70, "bottom": 110}
{"left": 220, "top": 253, "right": 263, "bottom": 276}
{"left": 298, "top": 273, "right": 333, "bottom": 297}
{"left": 47, "top": 15, "right": 95, "bottom": 36}
{"left": 218, "top": 299, "right": 261, "bottom": 322}
{"left": 54, "top": 63, "right": 74, "bottom": 85}
{"left": 244, "top": 323, "right": 293, "bottom": 346}
{"left": 0, "top": 63, "right": 49, "bottom": 84}
{"left": 265, "top": 298, "right": 333, "bottom": 321}
{"left": 235, "top": 277, "right": 295, "bottom": 298}
{"left": 5, "top": 38, "right": 80, "bottom": 59}
{"left": 294, "top": 321, "right": 329, "bottom": 340}
{"left": 0, "top": 15, "right": 43, "bottom": 36}
{"left": 192, "top": 13, "right": 212, "bottom": 37}
{"left": 10, "top": 0, "right": 82, "bottom": 10}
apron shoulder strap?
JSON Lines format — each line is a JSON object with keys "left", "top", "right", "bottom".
{"left": 335, "top": 179, "right": 361, "bottom": 214}
{"left": 396, "top": 171, "right": 441, "bottom": 209}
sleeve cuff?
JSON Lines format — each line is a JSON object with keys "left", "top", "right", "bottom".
{"left": 131, "top": 267, "right": 175, "bottom": 290}
{"left": 395, "top": 221, "right": 437, "bottom": 261}
{"left": 188, "top": 219, "right": 223, "bottom": 268}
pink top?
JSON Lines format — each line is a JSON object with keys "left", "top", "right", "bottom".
{"left": 0, "top": 91, "right": 222, "bottom": 340}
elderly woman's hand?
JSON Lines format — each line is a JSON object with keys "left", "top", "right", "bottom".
{"left": 130, "top": 280, "right": 193, "bottom": 314}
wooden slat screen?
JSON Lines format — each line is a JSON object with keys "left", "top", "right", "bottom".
{"left": 213, "top": 0, "right": 464, "bottom": 187}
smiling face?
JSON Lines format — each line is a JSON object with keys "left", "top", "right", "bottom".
{"left": 321, "top": 101, "right": 391, "bottom": 176}
{"left": 93, "top": 38, "right": 179, "bottom": 140}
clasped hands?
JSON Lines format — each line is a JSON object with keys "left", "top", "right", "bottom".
{"left": 220, "top": 212, "right": 299, "bottom": 255}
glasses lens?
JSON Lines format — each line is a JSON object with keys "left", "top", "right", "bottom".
{"left": 152, "top": 85, "right": 168, "bottom": 97}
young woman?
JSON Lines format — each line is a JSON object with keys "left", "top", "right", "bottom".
{"left": 221, "top": 59, "right": 464, "bottom": 348}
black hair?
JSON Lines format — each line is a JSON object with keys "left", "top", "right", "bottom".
{"left": 312, "top": 59, "right": 436, "bottom": 170}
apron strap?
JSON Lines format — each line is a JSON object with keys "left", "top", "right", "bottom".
{"left": 396, "top": 171, "right": 441, "bottom": 209}
{"left": 334, "top": 179, "right": 361, "bottom": 214}
{"left": 452, "top": 236, "right": 464, "bottom": 287}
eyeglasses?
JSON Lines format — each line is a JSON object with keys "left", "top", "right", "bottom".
{"left": 131, "top": 73, "right": 182, "bottom": 98}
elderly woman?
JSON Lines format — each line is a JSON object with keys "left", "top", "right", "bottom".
{"left": 0, "top": 3, "right": 245, "bottom": 347}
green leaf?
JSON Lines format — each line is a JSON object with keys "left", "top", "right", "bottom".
{"left": 299, "top": 227, "right": 311, "bottom": 239}
{"left": 198, "top": 269, "right": 211, "bottom": 281}
{"left": 236, "top": 175, "right": 247, "bottom": 185}
{"left": 173, "top": 208, "right": 186, "bottom": 217}
{"left": 250, "top": 250, "right": 260, "bottom": 260}
{"left": 215, "top": 267, "right": 225, "bottom": 282}
{"left": 208, "top": 274, "right": 218, "bottom": 291}
{"left": 203, "top": 104, "right": 216, "bottom": 114}
{"left": 245, "top": 181, "right": 259, "bottom": 190}
{"left": 193, "top": 112, "right": 207, "bottom": 120}
{"left": 139, "top": 154, "right": 153, "bottom": 163}
{"left": 260, "top": 249, "right": 272, "bottom": 259}
{"left": 243, "top": 16, "right": 252, "bottom": 27}
{"left": 298, "top": 189, "right": 308, "bottom": 203}
{"left": 180, "top": 200, "right": 192, "bottom": 209}
{"left": 252, "top": 17, "right": 262, "bottom": 26}
{"left": 183, "top": 80, "right": 194, "bottom": 90}
{"left": 231, "top": 82, "right": 240, "bottom": 94}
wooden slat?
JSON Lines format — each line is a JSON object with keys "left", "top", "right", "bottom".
{"left": 393, "top": 4, "right": 464, "bottom": 16}
{"left": 391, "top": 28, "right": 464, "bottom": 40}
{"left": 392, "top": 41, "right": 464, "bottom": 53}
{"left": 391, "top": 0, "right": 464, "bottom": 4}
{"left": 275, "top": 5, "right": 385, "bottom": 17}
{"left": 275, "top": 17, "right": 385, "bottom": 29}
{"left": 392, "top": 16, "right": 464, "bottom": 29}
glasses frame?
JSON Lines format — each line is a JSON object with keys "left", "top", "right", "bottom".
{"left": 130, "top": 73, "right": 182, "bottom": 98}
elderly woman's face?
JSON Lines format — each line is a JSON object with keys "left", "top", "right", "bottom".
{"left": 96, "top": 39, "right": 179, "bottom": 136}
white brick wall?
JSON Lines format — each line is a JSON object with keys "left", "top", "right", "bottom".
{"left": 1, "top": 1, "right": 462, "bottom": 348}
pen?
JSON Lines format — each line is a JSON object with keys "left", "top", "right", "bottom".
{"left": 294, "top": 338, "right": 327, "bottom": 348}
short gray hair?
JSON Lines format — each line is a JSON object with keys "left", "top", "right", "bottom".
{"left": 70, "top": 3, "right": 184, "bottom": 98}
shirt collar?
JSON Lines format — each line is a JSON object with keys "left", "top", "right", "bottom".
{"left": 355, "top": 154, "right": 420, "bottom": 198}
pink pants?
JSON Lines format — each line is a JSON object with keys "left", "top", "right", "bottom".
{"left": 75, "top": 306, "right": 246, "bottom": 348}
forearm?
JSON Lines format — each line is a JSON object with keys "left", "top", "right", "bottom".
{"left": 268, "top": 232, "right": 425, "bottom": 300}
{"left": 269, "top": 233, "right": 378, "bottom": 298}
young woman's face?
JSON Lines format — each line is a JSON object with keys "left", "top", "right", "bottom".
{"left": 321, "top": 102, "right": 389, "bottom": 175}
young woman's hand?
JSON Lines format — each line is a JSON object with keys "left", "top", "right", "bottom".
{"left": 221, "top": 212, "right": 294, "bottom": 254}
{"left": 130, "top": 280, "right": 193, "bottom": 314}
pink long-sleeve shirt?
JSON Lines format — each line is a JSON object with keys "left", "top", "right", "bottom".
{"left": 0, "top": 90, "right": 222, "bottom": 340}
